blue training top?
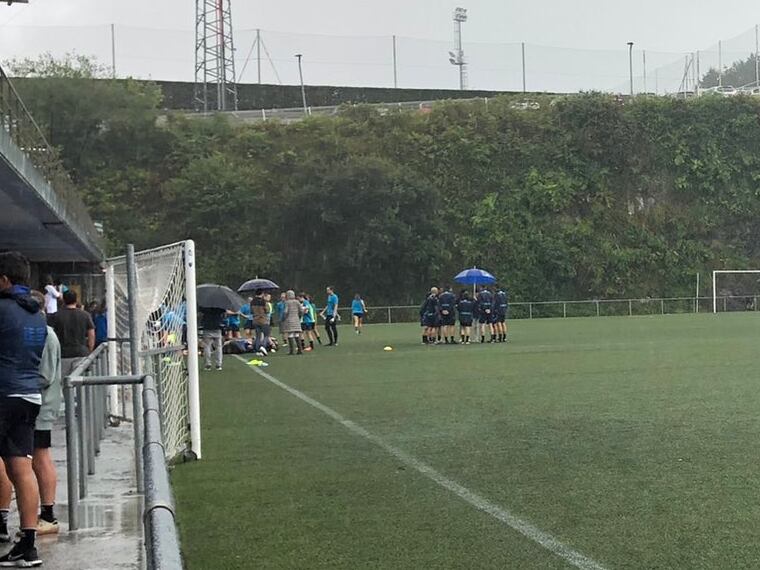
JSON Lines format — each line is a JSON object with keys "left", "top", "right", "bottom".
{"left": 302, "top": 301, "right": 315, "bottom": 324}
{"left": 326, "top": 293, "right": 339, "bottom": 316}
{"left": 351, "top": 299, "right": 364, "bottom": 314}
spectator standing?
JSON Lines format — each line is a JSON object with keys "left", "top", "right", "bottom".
{"left": 28, "top": 291, "right": 61, "bottom": 536}
{"left": 50, "top": 290, "right": 95, "bottom": 379}
{"left": 276, "top": 293, "right": 287, "bottom": 345}
{"left": 282, "top": 291, "right": 305, "bottom": 355}
{"left": 251, "top": 290, "right": 270, "bottom": 356}
{"left": 199, "top": 308, "right": 225, "bottom": 371}
{"left": 0, "top": 252, "right": 46, "bottom": 566}
{"left": 42, "top": 276, "right": 60, "bottom": 317}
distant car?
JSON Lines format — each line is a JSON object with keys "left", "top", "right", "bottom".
{"left": 509, "top": 100, "right": 541, "bottom": 111}
{"left": 704, "top": 86, "right": 738, "bottom": 97}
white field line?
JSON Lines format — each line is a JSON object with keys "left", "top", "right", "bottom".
{"left": 233, "top": 355, "right": 609, "bottom": 570}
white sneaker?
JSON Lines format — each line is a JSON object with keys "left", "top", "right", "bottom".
{"left": 36, "top": 519, "right": 59, "bottom": 536}
{"left": 258, "top": 347, "right": 268, "bottom": 356}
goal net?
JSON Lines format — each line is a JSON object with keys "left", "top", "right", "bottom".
{"left": 106, "top": 241, "right": 201, "bottom": 461}
{"left": 712, "top": 270, "right": 760, "bottom": 314}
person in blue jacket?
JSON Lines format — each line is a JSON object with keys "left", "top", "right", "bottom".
{"left": 0, "top": 252, "right": 46, "bottom": 566}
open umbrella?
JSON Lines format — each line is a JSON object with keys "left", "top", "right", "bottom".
{"left": 197, "top": 284, "right": 246, "bottom": 311}
{"left": 454, "top": 268, "right": 496, "bottom": 286}
{"left": 238, "top": 278, "right": 279, "bottom": 293}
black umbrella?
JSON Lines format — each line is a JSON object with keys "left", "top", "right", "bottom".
{"left": 238, "top": 278, "right": 279, "bottom": 293}
{"left": 197, "top": 284, "right": 246, "bottom": 311}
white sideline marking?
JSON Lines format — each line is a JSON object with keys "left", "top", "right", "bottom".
{"left": 233, "top": 355, "right": 608, "bottom": 570}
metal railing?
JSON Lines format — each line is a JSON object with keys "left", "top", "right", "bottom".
{"left": 333, "top": 295, "right": 760, "bottom": 324}
{"left": 0, "top": 66, "right": 68, "bottom": 192}
{"left": 64, "top": 344, "right": 183, "bottom": 569}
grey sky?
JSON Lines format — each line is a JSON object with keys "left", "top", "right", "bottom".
{"left": 1, "top": 0, "right": 758, "bottom": 93}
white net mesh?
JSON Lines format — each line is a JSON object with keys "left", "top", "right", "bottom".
{"left": 109, "top": 242, "right": 192, "bottom": 461}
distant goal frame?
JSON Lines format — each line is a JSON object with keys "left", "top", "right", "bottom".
{"left": 712, "top": 270, "right": 760, "bottom": 314}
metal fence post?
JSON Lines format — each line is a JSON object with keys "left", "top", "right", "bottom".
{"left": 628, "top": 300, "right": 633, "bottom": 316}
{"left": 661, "top": 299, "right": 665, "bottom": 315}
{"left": 87, "top": 385, "right": 97, "bottom": 470}
{"left": 127, "top": 244, "right": 144, "bottom": 492}
{"left": 723, "top": 297, "right": 727, "bottom": 312}
{"left": 529, "top": 303, "right": 533, "bottom": 319}
{"left": 64, "top": 381, "right": 79, "bottom": 531}
{"left": 76, "top": 384, "right": 88, "bottom": 498}
{"left": 387, "top": 306, "right": 391, "bottom": 324}
{"left": 563, "top": 303, "right": 567, "bottom": 318}
{"left": 596, "top": 301, "right": 600, "bottom": 317}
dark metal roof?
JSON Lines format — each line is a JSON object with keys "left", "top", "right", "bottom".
{"left": 0, "top": 128, "right": 105, "bottom": 262}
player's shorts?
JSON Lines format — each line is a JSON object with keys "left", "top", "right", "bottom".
{"left": 479, "top": 311, "right": 492, "bottom": 324}
{"left": 440, "top": 314, "right": 455, "bottom": 326}
{"left": 33, "top": 430, "right": 51, "bottom": 449}
{"left": 244, "top": 320, "right": 254, "bottom": 330}
{"left": 423, "top": 314, "right": 437, "bottom": 328}
{"left": 459, "top": 319, "right": 473, "bottom": 327}
{"left": 352, "top": 312, "right": 365, "bottom": 320}
{"left": 227, "top": 324, "right": 239, "bottom": 333}
{"left": 302, "top": 322, "right": 315, "bottom": 331}
{"left": 491, "top": 313, "right": 506, "bottom": 324}
{"left": 0, "top": 398, "right": 40, "bottom": 458}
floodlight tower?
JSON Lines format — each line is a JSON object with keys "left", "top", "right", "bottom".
{"left": 448, "top": 7, "right": 468, "bottom": 90}
{"left": 194, "top": 0, "right": 238, "bottom": 112}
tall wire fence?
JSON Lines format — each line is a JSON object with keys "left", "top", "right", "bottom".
{"left": 4, "top": 23, "right": 760, "bottom": 95}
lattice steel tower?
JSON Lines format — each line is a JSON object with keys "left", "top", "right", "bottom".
{"left": 194, "top": 0, "right": 238, "bottom": 112}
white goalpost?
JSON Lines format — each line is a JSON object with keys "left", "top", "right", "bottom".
{"left": 712, "top": 270, "right": 760, "bottom": 314}
{"left": 106, "top": 240, "right": 201, "bottom": 461}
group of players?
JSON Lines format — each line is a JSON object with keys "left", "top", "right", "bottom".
{"left": 420, "top": 285, "right": 509, "bottom": 345}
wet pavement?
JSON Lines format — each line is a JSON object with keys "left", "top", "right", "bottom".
{"left": 5, "top": 422, "right": 144, "bottom": 569}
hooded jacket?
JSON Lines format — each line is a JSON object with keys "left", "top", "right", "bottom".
{"left": 0, "top": 286, "right": 47, "bottom": 397}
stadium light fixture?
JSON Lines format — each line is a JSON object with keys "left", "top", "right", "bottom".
{"left": 450, "top": 7, "right": 468, "bottom": 90}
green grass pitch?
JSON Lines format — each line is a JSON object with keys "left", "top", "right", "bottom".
{"left": 172, "top": 313, "right": 760, "bottom": 569}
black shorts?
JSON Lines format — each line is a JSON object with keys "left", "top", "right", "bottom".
{"left": 422, "top": 314, "right": 437, "bottom": 328}
{"left": 0, "top": 398, "right": 40, "bottom": 458}
{"left": 302, "top": 322, "right": 315, "bottom": 331}
{"left": 227, "top": 324, "right": 240, "bottom": 333}
{"left": 33, "top": 430, "right": 51, "bottom": 449}
{"left": 352, "top": 312, "right": 365, "bottom": 320}
{"left": 440, "top": 315, "right": 455, "bottom": 326}
{"left": 491, "top": 314, "right": 506, "bottom": 324}
{"left": 460, "top": 320, "right": 473, "bottom": 327}
{"left": 244, "top": 320, "right": 254, "bottom": 330}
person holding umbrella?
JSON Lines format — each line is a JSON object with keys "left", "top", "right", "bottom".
{"left": 197, "top": 284, "right": 246, "bottom": 371}
{"left": 457, "top": 290, "right": 475, "bottom": 344}
{"left": 454, "top": 268, "right": 497, "bottom": 344}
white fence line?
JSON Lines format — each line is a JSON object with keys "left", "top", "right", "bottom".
{"left": 333, "top": 295, "right": 760, "bottom": 324}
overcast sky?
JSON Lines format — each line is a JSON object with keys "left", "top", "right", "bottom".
{"left": 1, "top": 0, "right": 758, "bottom": 92}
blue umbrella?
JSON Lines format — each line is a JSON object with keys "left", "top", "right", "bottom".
{"left": 454, "top": 268, "right": 496, "bottom": 286}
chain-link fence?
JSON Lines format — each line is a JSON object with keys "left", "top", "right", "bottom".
{"left": 4, "top": 23, "right": 760, "bottom": 95}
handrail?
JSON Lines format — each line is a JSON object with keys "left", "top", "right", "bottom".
{"left": 64, "top": 346, "right": 184, "bottom": 568}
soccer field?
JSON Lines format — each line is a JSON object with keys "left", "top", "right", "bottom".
{"left": 172, "top": 313, "right": 760, "bottom": 569}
